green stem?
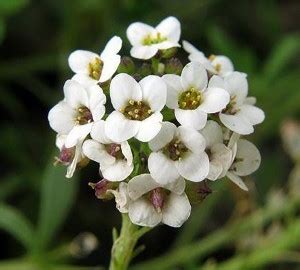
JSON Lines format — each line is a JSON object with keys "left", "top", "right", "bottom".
{"left": 109, "top": 214, "right": 150, "bottom": 270}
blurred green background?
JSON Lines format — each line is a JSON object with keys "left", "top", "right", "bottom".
{"left": 0, "top": 0, "right": 300, "bottom": 269}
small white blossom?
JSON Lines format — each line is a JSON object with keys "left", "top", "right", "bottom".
{"left": 55, "top": 134, "right": 85, "bottom": 178}
{"left": 200, "top": 120, "right": 232, "bottom": 180}
{"left": 210, "top": 72, "right": 265, "bottom": 135}
{"left": 82, "top": 120, "right": 134, "bottom": 181}
{"left": 127, "top": 16, "right": 181, "bottom": 60}
{"left": 148, "top": 122, "right": 209, "bottom": 184}
{"left": 183, "top": 40, "right": 234, "bottom": 76}
{"left": 68, "top": 36, "right": 122, "bottom": 86}
{"left": 163, "top": 62, "right": 230, "bottom": 130}
{"left": 127, "top": 174, "right": 191, "bottom": 227}
{"left": 105, "top": 73, "right": 166, "bottom": 142}
{"left": 226, "top": 138, "right": 261, "bottom": 191}
{"left": 48, "top": 80, "right": 106, "bottom": 148}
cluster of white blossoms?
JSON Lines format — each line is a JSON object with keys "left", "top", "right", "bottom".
{"left": 48, "top": 17, "right": 264, "bottom": 228}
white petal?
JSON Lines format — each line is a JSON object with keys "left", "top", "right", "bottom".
{"left": 208, "top": 75, "right": 225, "bottom": 88}
{"left": 102, "top": 160, "right": 133, "bottom": 181}
{"left": 82, "top": 139, "right": 115, "bottom": 165}
{"left": 156, "top": 16, "right": 181, "bottom": 43}
{"left": 66, "top": 141, "right": 83, "bottom": 178}
{"left": 232, "top": 139, "right": 261, "bottom": 176}
{"left": 219, "top": 113, "right": 254, "bottom": 135}
{"left": 99, "top": 54, "right": 121, "bottom": 83}
{"left": 121, "top": 141, "right": 133, "bottom": 166}
{"left": 163, "top": 177, "right": 185, "bottom": 194}
{"left": 71, "top": 73, "right": 97, "bottom": 87}
{"left": 90, "top": 120, "right": 112, "bottom": 144}
{"left": 154, "top": 40, "right": 180, "bottom": 50}
{"left": 130, "top": 45, "right": 158, "bottom": 60}
{"left": 87, "top": 84, "right": 106, "bottom": 110}
{"left": 224, "top": 72, "right": 248, "bottom": 105}
{"left": 110, "top": 73, "right": 142, "bottom": 111}
{"left": 226, "top": 171, "right": 249, "bottom": 191}
{"left": 175, "top": 108, "right": 207, "bottom": 130}
{"left": 200, "top": 87, "right": 230, "bottom": 113}
{"left": 207, "top": 159, "right": 223, "bottom": 180}
{"left": 182, "top": 40, "right": 202, "bottom": 55}
{"left": 178, "top": 126, "right": 206, "bottom": 153}
{"left": 176, "top": 152, "right": 209, "bottom": 182}
{"left": 140, "top": 75, "right": 167, "bottom": 111}
{"left": 148, "top": 121, "right": 176, "bottom": 151}
{"left": 128, "top": 198, "right": 162, "bottom": 227}
{"left": 128, "top": 174, "right": 160, "bottom": 200}
{"left": 162, "top": 193, "right": 191, "bottom": 227}
{"left": 200, "top": 120, "right": 223, "bottom": 147}
{"left": 55, "top": 134, "right": 66, "bottom": 150}
{"left": 135, "top": 112, "right": 163, "bottom": 142}
{"left": 100, "top": 36, "right": 122, "bottom": 58}
{"left": 126, "top": 22, "right": 155, "bottom": 46}
{"left": 148, "top": 152, "right": 180, "bottom": 184}
{"left": 65, "top": 123, "right": 92, "bottom": 148}
{"left": 48, "top": 102, "right": 75, "bottom": 134}
{"left": 239, "top": 104, "right": 265, "bottom": 125}
{"left": 245, "top": 96, "right": 257, "bottom": 105}
{"left": 105, "top": 111, "right": 140, "bottom": 142}
{"left": 211, "top": 143, "right": 233, "bottom": 176}
{"left": 181, "top": 62, "right": 208, "bottom": 91}
{"left": 64, "top": 80, "right": 89, "bottom": 108}
{"left": 162, "top": 74, "right": 182, "bottom": 109}
{"left": 108, "top": 182, "right": 129, "bottom": 213}
{"left": 68, "top": 50, "right": 98, "bottom": 74}
{"left": 211, "top": 55, "right": 234, "bottom": 76}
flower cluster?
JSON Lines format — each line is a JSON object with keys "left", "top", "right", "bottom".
{"left": 48, "top": 17, "right": 264, "bottom": 228}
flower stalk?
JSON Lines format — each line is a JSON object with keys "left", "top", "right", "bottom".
{"left": 109, "top": 214, "right": 150, "bottom": 270}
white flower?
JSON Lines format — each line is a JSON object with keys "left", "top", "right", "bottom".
{"left": 226, "top": 138, "right": 261, "bottom": 191}
{"left": 82, "top": 120, "right": 134, "bottom": 181}
{"left": 210, "top": 72, "right": 265, "bottom": 135}
{"left": 105, "top": 73, "right": 166, "bottom": 142}
{"left": 48, "top": 80, "right": 106, "bottom": 148}
{"left": 108, "top": 182, "right": 130, "bottom": 213}
{"left": 68, "top": 36, "right": 122, "bottom": 86}
{"left": 163, "top": 62, "right": 230, "bottom": 130}
{"left": 200, "top": 120, "right": 232, "bottom": 180}
{"left": 183, "top": 40, "right": 234, "bottom": 76}
{"left": 55, "top": 134, "right": 85, "bottom": 178}
{"left": 148, "top": 122, "right": 209, "bottom": 184}
{"left": 127, "top": 16, "right": 181, "bottom": 60}
{"left": 127, "top": 174, "right": 191, "bottom": 227}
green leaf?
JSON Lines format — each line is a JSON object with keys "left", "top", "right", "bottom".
{"left": 0, "top": 204, "right": 34, "bottom": 249}
{"left": 263, "top": 34, "right": 300, "bottom": 81}
{"left": 35, "top": 157, "right": 79, "bottom": 252}
{"left": 0, "top": 0, "right": 29, "bottom": 17}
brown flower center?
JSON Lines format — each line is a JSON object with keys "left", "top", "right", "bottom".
{"left": 163, "top": 138, "right": 188, "bottom": 161}
{"left": 105, "top": 143, "right": 124, "bottom": 159}
{"left": 75, "top": 106, "right": 93, "bottom": 125}
{"left": 122, "top": 100, "right": 152, "bottom": 121}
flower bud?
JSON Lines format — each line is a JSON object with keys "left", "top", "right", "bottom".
{"left": 139, "top": 62, "right": 152, "bottom": 77}
{"left": 185, "top": 181, "right": 212, "bottom": 205}
{"left": 159, "top": 47, "right": 178, "bottom": 59}
{"left": 55, "top": 146, "right": 75, "bottom": 165}
{"left": 165, "top": 58, "right": 183, "bottom": 75}
{"left": 117, "top": 56, "right": 135, "bottom": 74}
{"left": 88, "top": 179, "right": 115, "bottom": 200}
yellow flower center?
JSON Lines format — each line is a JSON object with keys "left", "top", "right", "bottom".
{"left": 222, "top": 95, "right": 239, "bottom": 115}
{"left": 121, "top": 100, "right": 152, "bottom": 121}
{"left": 143, "top": 32, "right": 167, "bottom": 46}
{"left": 178, "top": 87, "right": 202, "bottom": 110}
{"left": 88, "top": 57, "right": 103, "bottom": 80}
